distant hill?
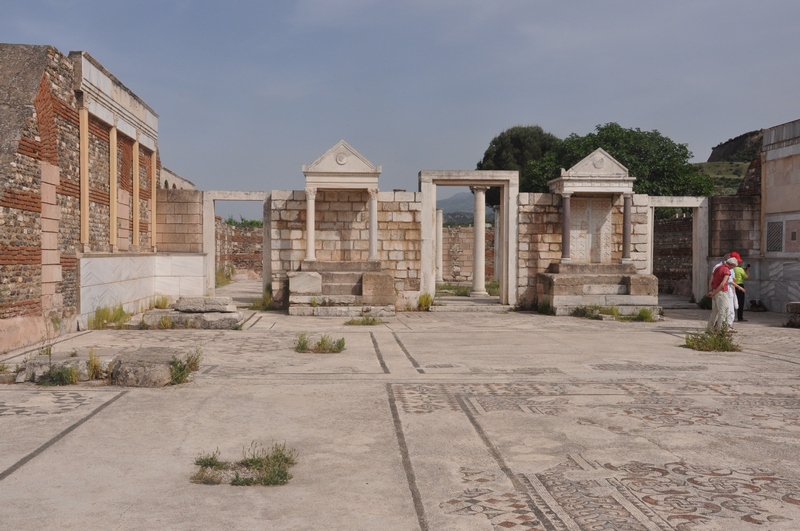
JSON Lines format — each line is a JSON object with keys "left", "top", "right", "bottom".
{"left": 694, "top": 161, "right": 749, "bottom": 196}
{"left": 437, "top": 191, "right": 494, "bottom": 225}
{"left": 708, "top": 130, "right": 763, "bottom": 163}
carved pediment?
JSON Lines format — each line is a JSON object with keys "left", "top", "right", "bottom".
{"left": 563, "top": 148, "right": 628, "bottom": 178}
{"left": 302, "top": 140, "right": 381, "bottom": 176}
{"left": 548, "top": 148, "right": 635, "bottom": 195}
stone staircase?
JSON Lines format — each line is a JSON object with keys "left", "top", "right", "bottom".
{"left": 287, "top": 261, "right": 395, "bottom": 317}
{"left": 537, "top": 263, "right": 660, "bottom": 316}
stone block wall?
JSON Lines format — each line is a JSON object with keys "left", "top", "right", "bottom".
{"left": 266, "top": 190, "right": 422, "bottom": 306}
{"left": 156, "top": 189, "right": 203, "bottom": 253}
{"left": 653, "top": 217, "right": 693, "bottom": 295}
{"left": 516, "top": 193, "right": 650, "bottom": 307}
{"left": 440, "top": 226, "right": 494, "bottom": 283}
{"left": 708, "top": 195, "right": 760, "bottom": 258}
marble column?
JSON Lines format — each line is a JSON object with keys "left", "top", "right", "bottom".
{"left": 435, "top": 209, "right": 443, "bottom": 282}
{"left": 305, "top": 187, "right": 317, "bottom": 261}
{"left": 470, "top": 186, "right": 489, "bottom": 297}
{"left": 493, "top": 205, "right": 501, "bottom": 281}
{"left": 622, "top": 193, "right": 632, "bottom": 263}
{"left": 561, "top": 193, "right": 571, "bottom": 263}
{"left": 368, "top": 188, "right": 379, "bottom": 261}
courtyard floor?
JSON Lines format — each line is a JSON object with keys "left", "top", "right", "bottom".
{"left": 1, "top": 294, "right": 799, "bottom": 530}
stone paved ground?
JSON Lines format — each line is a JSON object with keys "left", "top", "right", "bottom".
{"left": 1, "top": 297, "right": 799, "bottom": 530}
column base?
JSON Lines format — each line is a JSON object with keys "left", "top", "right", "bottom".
{"left": 621, "top": 258, "right": 633, "bottom": 264}
{"left": 469, "top": 290, "right": 490, "bottom": 298}
{"left": 560, "top": 257, "right": 572, "bottom": 264}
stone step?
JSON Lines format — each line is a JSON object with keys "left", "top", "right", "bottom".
{"left": 289, "top": 294, "right": 358, "bottom": 306}
{"left": 288, "top": 305, "right": 395, "bottom": 317}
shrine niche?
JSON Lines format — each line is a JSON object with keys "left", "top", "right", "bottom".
{"left": 537, "top": 148, "right": 659, "bottom": 315}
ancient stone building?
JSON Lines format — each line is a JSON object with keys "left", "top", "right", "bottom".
{"left": 0, "top": 44, "right": 161, "bottom": 349}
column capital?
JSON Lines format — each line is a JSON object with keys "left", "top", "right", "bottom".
{"left": 470, "top": 186, "right": 489, "bottom": 194}
{"left": 561, "top": 192, "right": 572, "bottom": 198}
{"left": 305, "top": 187, "right": 317, "bottom": 200}
{"left": 368, "top": 188, "right": 379, "bottom": 200}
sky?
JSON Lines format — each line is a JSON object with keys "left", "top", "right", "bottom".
{"left": 3, "top": 1, "right": 799, "bottom": 219}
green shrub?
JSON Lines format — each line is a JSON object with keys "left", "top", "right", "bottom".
{"left": 631, "top": 308, "right": 656, "bottom": 322}
{"left": 249, "top": 285, "right": 273, "bottom": 311}
{"left": 697, "top": 296, "right": 713, "bottom": 310}
{"left": 39, "top": 365, "right": 79, "bottom": 386}
{"left": 0, "top": 362, "right": 9, "bottom": 374}
{"left": 418, "top": 293, "right": 433, "bottom": 311}
{"left": 685, "top": 326, "right": 741, "bottom": 352}
{"left": 313, "top": 335, "right": 345, "bottom": 353}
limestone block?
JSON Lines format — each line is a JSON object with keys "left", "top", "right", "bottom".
{"left": 110, "top": 350, "right": 176, "bottom": 387}
{"left": 362, "top": 272, "right": 396, "bottom": 305}
{"left": 175, "top": 297, "right": 235, "bottom": 312}
{"left": 199, "top": 313, "right": 243, "bottom": 329}
{"left": 787, "top": 302, "right": 800, "bottom": 313}
{"left": 627, "top": 275, "right": 658, "bottom": 296}
{"left": 288, "top": 271, "right": 322, "bottom": 294}
{"left": 632, "top": 194, "right": 649, "bottom": 206}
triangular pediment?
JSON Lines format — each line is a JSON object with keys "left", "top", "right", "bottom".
{"left": 302, "top": 140, "right": 381, "bottom": 176}
{"left": 563, "top": 148, "right": 628, "bottom": 178}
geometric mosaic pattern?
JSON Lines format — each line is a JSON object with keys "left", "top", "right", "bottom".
{"left": 0, "top": 391, "right": 93, "bottom": 416}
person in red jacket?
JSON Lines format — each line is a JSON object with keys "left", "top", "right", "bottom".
{"left": 708, "top": 257, "right": 736, "bottom": 329}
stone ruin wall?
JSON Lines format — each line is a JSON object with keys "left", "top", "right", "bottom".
{"left": 653, "top": 217, "right": 693, "bottom": 295}
{"left": 516, "top": 193, "right": 650, "bottom": 308}
{"left": 267, "top": 190, "right": 422, "bottom": 307}
{"left": 0, "top": 45, "right": 156, "bottom": 349}
{"left": 440, "top": 226, "right": 494, "bottom": 283}
{"left": 215, "top": 218, "right": 263, "bottom": 280}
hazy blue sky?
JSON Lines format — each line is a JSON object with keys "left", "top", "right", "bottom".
{"left": 3, "top": 1, "right": 799, "bottom": 218}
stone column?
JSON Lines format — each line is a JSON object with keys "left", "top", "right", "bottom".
{"left": 435, "top": 209, "right": 443, "bottom": 282}
{"left": 132, "top": 137, "right": 140, "bottom": 247}
{"left": 622, "top": 193, "right": 632, "bottom": 263}
{"left": 493, "top": 205, "right": 501, "bottom": 280}
{"left": 561, "top": 193, "right": 571, "bottom": 262}
{"left": 368, "top": 188, "right": 379, "bottom": 261}
{"left": 109, "top": 125, "right": 118, "bottom": 250}
{"left": 470, "top": 186, "right": 489, "bottom": 297}
{"left": 79, "top": 106, "right": 89, "bottom": 249}
{"left": 305, "top": 187, "right": 317, "bottom": 261}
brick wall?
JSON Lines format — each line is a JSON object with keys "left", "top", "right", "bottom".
{"left": 267, "top": 190, "right": 422, "bottom": 306}
{"left": 653, "top": 217, "right": 693, "bottom": 295}
{"left": 155, "top": 189, "right": 203, "bottom": 252}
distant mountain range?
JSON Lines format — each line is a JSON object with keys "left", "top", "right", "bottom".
{"left": 437, "top": 191, "right": 494, "bottom": 224}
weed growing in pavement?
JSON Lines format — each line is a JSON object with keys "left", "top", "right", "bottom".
{"left": 191, "top": 442, "right": 298, "bottom": 486}
{"left": 685, "top": 325, "right": 741, "bottom": 352}
{"left": 248, "top": 285, "right": 273, "bottom": 311}
{"left": 344, "top": 315, "right": 383, "bottom": 326}
{"left": 0, "top": 362, "right": 9, "bottom": 374}
{"left": 417, "top": 292, "right": 433, "bottom": 311}
{"left": 537, "top": 300, "right": 556, "bottom": 315}
{"left": 294, "top": 333, "right": 310, "bottom": 352}
{"left": 294, "top": 333, "right": 345, "bottom": 353}
{"left": 154, "top": 295, "right": 170, "bottom": 309}
{"left": 87, "top": 348, "right": 103, "bottom": 380}
{"left": 436, "top": 283, "right": 471, "bottom": 297}
{"left": 88, "top": 304, "right": 130, "bottom": 330}
{"left": 169, "top": 348, "right": 203, "bottom": 384}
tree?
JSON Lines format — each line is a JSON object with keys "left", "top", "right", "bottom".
{"left": 527, "top": 123, "right": 713, "bottom": 196}
{"left": 476, "top": 125, "right": 561, "bottom": 205}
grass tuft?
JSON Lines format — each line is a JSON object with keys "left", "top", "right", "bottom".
{"left": 248, "top": 285, "right": 273, "bottom": 311}
{"left": 537, "top": 300, "right": 556, "bottom": 315}
{"left": 169, "top": 348, "right": 203, "bottom": 384}
{"left": 88, "top": 348, "right": 103, "bottom": 380}
{"left": 88, "top": 304, "right": 130, "bottom": 330}
{"left": 195, "top": 448, "right": 228, "bottom": 470}
{"left": 158, "top": 315, "right": 174, "bottom": 329}
{"left": 417, "top": 293, "right": 433, "bottom": 311}
{"left": 344, "top": 315, "right": 383, "bottom": 326}
{"left": 39, "top": 365, "right": 79, "bottom": 386}
{"left": 192, "top": 442, "right": 298, "bottom": 487}
{"left": 154, "top": 295, "right": 170, "bottom": 309}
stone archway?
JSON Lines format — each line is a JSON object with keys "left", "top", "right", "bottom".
{"left": 419, "top": 170, "right": 519, "bottom": 306}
